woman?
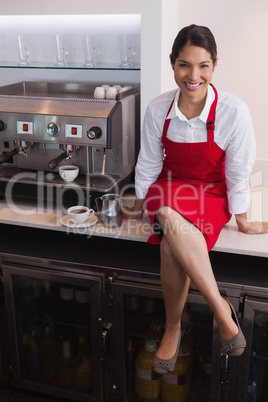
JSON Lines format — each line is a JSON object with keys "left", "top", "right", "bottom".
{"left": 124, "top": 24, "right": 268, "bottom": 374}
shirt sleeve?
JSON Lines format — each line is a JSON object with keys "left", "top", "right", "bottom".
{"left": 225, "top": 103, "right": 256, "bottom": 214}
{"left": 135, "top": 104, "right": 165, "bottom": 199}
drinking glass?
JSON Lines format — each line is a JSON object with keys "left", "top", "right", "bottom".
{"left": 55, "top": 34, "right": 69, "bottom": 66}
{"left": 118, "top": 34, "right": 136, "bottom": 68}
{"left": 17, "top": 34, "right": 30, "bottom": 66}
{"left": 82, "top": 34, "right": 99, "bottom": 67}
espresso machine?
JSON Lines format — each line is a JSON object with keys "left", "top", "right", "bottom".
{"left": 0, "top": 81, "right": 140, "bottom": 207}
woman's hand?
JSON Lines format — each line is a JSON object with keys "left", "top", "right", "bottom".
{"left": 122, "top": 197, "right": 145, "bottom": 220}
{"left": 235, "top": 212, "right": 268, "bottom": 234}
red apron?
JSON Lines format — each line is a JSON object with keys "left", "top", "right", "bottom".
{"left": 145, "top": 84, "right": 232, "bottom": 251}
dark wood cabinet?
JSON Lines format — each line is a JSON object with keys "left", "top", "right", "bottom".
{"left": 0, "top": 223, "right": 267, "bottom": 401}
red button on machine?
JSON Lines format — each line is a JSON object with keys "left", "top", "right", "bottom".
{"left": 71, "top": 127, "right": 77, "bottom": 135}
{"left": 17, "top": 121, "right": 33, "bottom": 134}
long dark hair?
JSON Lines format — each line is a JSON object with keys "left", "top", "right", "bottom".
{"left": 170, "top": 24, "right": 217, "bottom": 64}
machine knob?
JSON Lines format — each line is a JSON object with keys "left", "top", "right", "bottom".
{"left": 87, "top": 126, "right": 102, "bottom": 140}
{"left": 0, "top": 120, "right": 4, "bottom": 131}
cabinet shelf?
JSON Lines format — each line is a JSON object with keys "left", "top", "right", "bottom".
{"left": 0, "top": 61, "right": 140, "bottom": 71}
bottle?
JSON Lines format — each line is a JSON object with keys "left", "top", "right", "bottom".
{"left": 58, "top": 339, "right": 76, "bottom": 387}
{"left": 247, "top": 351, "right": 258, "bottom": 402}
{"left": 39, "top": 325, "right": 57, "bottom": 380}
{"left": 161, "top": 347, "right": 192, "bottom": 402}
{"left": 140, "top": 297, "right": 156, "bottom": 314}
{"left": 32, "top": 278, "right": 41, "bottom": 299}
{"left": 75, "top": 336, "right": 92, "bottom": 390}
{"left": 125, "top": 295, "right": 139, "bottom": 312}
{"left": 125, "top": 338, "right": 136, "bottom": 392}
{"left": 27, "top": 329, "right": 39, "bottom": 375}
{"left": 39, "top": 280, "right": 53, "bottom": 321}
{"left": 59, "top": 284, "right": 75, "bottom": 314}
{"left": 75, "top": 287, "right": 91, "bottom": 328}
{"left": 58, "top": 284, "right": 76, "bottom": 341}
{"left": 247, "top": 380, "right": 257, "bottom": 402}
{"left": 135, "top": 339, "right": 161, "bottom": 400}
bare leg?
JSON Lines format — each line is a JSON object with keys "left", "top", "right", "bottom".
{"left": 155, "top": 206, "right": 238, "bottom": 360}
{"left": 156, "top": 236, "right": 190, "bottom": 360}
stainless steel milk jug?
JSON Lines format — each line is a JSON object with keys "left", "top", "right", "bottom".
{"left": 95, "top": 194, "right": 123, "bottom": 228}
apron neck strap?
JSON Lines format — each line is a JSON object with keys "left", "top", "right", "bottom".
{"left": 162, "top": 99, "right": 175, "bottom": 140}
{"left": 163, "top": 85, "right": 218, "bottom": 143}
{"left": 206, "top": 84, "right": 218, "bottom": 143}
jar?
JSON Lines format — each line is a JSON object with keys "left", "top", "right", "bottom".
{"left": 135, "top": 339, "right": 161, "bottom": 400}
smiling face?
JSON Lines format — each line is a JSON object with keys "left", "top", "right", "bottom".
{"left": 171, "top": 43, "right": 217, "bottom": 104}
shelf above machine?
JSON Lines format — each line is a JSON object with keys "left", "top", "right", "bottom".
{"left": 0, "top": 62, "right": 141, "bottom": 71}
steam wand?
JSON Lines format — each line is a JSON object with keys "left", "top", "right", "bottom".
{"left": 101, "top": 149, "right": 106, "bottom": 175}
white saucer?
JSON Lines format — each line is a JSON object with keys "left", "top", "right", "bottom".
{"left": 60, "top": 214, "right": 98, "bottom": 228}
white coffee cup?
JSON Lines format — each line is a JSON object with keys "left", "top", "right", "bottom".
{"left": 67, "top": 206, "right": 95, "bottom": 224}
{"left": 94, "top": 86, "right": 105, "bottom": 99}
{"left": 106, "top": 86, "right": 117, "bottom": 99}
{"left": 59, "top": 165, "right": 79, "bottom": 182}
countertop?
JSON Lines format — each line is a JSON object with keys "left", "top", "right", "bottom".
{"left": 0, "top": 160, "right": 267, "bottom": 259}
{"left": 0, "top": 187, "right": 267, "bottom": 259}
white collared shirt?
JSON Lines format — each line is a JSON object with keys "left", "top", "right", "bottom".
{"left": 135, "top": 85, "right": 256, "bottom": 214}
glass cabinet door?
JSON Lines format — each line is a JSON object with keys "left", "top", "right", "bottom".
{"left": 113, "top": 283, "right": 214, "bottom": 402}
{"left": 0, "top": 276, "right": 4, "bottom": 384}
{"left": 244, "top": 295, "right": 268, "bottom": 402}
{"left": 2, "top": 261, "right": 103, "bottom": 402}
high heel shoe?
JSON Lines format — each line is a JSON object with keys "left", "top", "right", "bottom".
{"left": 152, "top": 330, "right": 181, "bottom": 374}
{"left": 220, "top": 298, "right": 246, "bottom": 357}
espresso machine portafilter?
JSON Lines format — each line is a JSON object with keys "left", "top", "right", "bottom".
{"left": 0, "top": 140, "right": 32, "bottom": 165}
{"left": 0, "top": 81, "right": 140, "bottom": 205}
{"left": 47, "top": 144, "right": 80, "bottom": 170}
